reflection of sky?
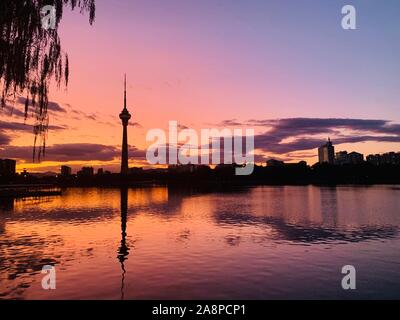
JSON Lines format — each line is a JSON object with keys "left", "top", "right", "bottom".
{"left": 1, "top": 186, "right": 400, "bottom": 299}
{"left": 2, "top": 0, "right": 400, "bottom": 171}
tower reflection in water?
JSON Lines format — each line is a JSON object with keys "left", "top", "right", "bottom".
{"left": 117, "top": 187, "right": 129, "bottom": 300}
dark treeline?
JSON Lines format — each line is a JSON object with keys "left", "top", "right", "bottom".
{"left": 163, "top": 163, "right": 400, "bottom": 186}
{"left": 2, "top": 163, "right": 400, "bottom": 187}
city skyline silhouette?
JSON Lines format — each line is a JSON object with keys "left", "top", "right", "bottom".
{"left": 1, "top": 0, "right": 400, "bottom": 305}
{"left": 1, "top": 1, "right": 400, "bottom": 173}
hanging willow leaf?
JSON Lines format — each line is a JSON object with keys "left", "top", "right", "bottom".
{"left": 0, "top": 0, "right": 96, "bottom": 161}
{"left": 24, "top": 94, "right": 29, "bottom": 119}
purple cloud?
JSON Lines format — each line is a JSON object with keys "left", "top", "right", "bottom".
{"left": 17, "top": 97, "right": 67, "bottom": 114}
{"left": 0, "top": 120, "right": 67, "bottom": 132}
{"left": 0, "top": 143, "right": 147, "bottom": 163}
{"left": 216, "top": 118, "right": 400, "bottom": 155}
{"left": 0, "top": 131, "right": 11, "bottom": 146}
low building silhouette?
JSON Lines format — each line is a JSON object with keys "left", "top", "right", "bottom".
{"left": 335, "top": 151, "right": 350, "bottom": 165}
{"left": 129, "top": 167, "right": 143, "bottom": 174}
{"left": 348, "top": 152, "right": 364, "bottom": 164}
{"left": 336, "top": 151, "right": 364, "bottom": 165}
{"left": 169, "top": 164, "right": 211, "bottom": 174}
{"left": 267, "top": 159, "right": 307, "bottom": 168}
{"left": 0, "top": 159, "right": 16, "bottom": 177}
{"left": 266, "top": 159, "right": 284, "bottom": 167}
{"left": 367, "top": 152, "right": 400, "bottom": 165}
{"left": 77, "top": 167, "right": 94, "bottom": 177}
{"left": 61, "top": 165, "right": 72, "bottom": 177}
{"left": 285, "top": 161, "right": 308, "bottom": 168}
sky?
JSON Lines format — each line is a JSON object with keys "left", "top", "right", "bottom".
{"left": 1, "top": 0, "right": 400, "bottom": 172}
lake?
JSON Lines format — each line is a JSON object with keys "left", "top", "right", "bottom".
{"left": 1, "top": 185, "right": 400, "bottom": 299}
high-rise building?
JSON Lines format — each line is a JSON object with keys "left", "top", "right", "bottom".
{"left": 61, "top": 165, "right": 72, "bottom": 177}
{"left": 318, "top": 138, "right": 335, "bottom": 164}
{"left": 0, "top": 159, "right": 16, "bottom": 177}
{"left": 119, "top": 75, "right": 132, "bottom": 176}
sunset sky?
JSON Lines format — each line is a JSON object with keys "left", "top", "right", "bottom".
{"left": 1, "top": 0, "right": 400, "bottom": 173}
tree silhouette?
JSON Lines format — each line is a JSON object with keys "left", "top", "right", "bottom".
{"left": 0, "top": 0, "right": 95, "bottom": 160}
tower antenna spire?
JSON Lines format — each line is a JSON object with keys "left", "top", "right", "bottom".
{"left": 124, "top": 74, "right": 127, "bottom": 110}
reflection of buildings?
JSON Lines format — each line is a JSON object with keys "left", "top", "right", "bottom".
{"left": 319, "top": 187, "right": 339, "bottom": 226}
{"left": 0, "top": 197, "right": 14, "bottom": 211}
{"left": 212, "top": 203, "right": 398, "bottom": 244}
{"left": 0, "top": 159, "right": 16, "bottom": 177}
{"left": 318, "top": 138, "right": 335, "bottom": 164}
{"left": 117, "top": 188, "right": 130, "bottom": 300}
{"left": 119, "top": 75, "right": 132, "bottom": 176}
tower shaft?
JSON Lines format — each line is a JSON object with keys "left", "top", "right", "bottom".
{"left": 121, "top": 123, "right": 129, "bottom": 175}
{"left": 119, "top": 75, "right": 131, "bottom": 176}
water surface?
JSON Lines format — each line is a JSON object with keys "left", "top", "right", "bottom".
{"left": 1, "top": 185, "right": 400, "bottom": 299}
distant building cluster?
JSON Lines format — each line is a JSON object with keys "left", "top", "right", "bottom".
{"left": 0, "top": 159, "right": 16, "bottom": 177}
{"left": 2, "top": 139, "right": 400, "bottom": 182}
{"left": 59, "top": 166, "right": 112, "bottom": 178}
{"left": 77, "top": 167, "right": 94, "bottom": 177}
{"left": 317, "top": 139, "right": 399, "bottom": 166}
{"left": 335, "top": 151, "right": 364, "bottom": 165}
{"left": 317, "top": 138, "right": 364, "bottom": 165}
{"left": 366, "top": 152, "right": 400, "bottom": 166}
